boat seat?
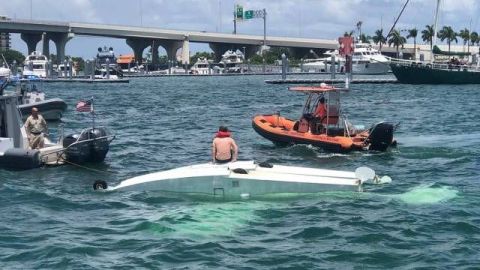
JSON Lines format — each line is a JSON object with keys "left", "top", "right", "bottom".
{"left": 322, "top": 105, "right": 340, "bottom": 125}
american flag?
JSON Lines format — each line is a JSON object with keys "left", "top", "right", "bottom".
{"left": 76, "top": 100, "right": 93, "bottom": 112}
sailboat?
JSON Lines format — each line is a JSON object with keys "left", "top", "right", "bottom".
{"left": 390, "top": 0, "right": 480, "bottom": 84}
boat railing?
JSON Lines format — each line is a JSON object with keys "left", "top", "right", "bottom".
{"left": 390, "top": 58, "right": 480, "bottom": 72}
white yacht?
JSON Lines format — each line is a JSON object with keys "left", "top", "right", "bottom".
{"left": 351, "top": 43, "right": 391, "bottom": 74}
{"left": 190, "top": 57, "right": 211, "bottom": 75}
{"left": 302, "top": 44, "right": 391, "bottom": 75}
{"left": 57, "top": 63, "right": 77, "bottom": 77}
{"left": 23, "top": 51, "right": 48, "bottom": 78}
{"left": 220, "top": 50, "right": 246, "bottom": 73}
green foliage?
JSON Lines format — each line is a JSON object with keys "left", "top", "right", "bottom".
{"left": 438, "top": 26, "right": 458, "bottom": 53}
{"left": 71, "top": 56, "right": 85, "bottom": 71}
{"left": 372, "top": 29, "right": 386, "bottom": 50}
{"left": 387, "top": 29, "right": 407, "bottom": 57}
{"left": 421, "top": 25, "right": 434, "bottom": 49}
{"left": 470, "top": 31, "right": 479, "bottom": 45}
{"left": 248, "top": 47, "right": 291, "bottom": 65}
{"left": 359, "top": 34, "right": 371, "bottom": 44}
{"left": 0, "top": 48, "right": 25, "bottom": 66}
{"left": 190, "top": 51, "right": 214, "bottom": 64}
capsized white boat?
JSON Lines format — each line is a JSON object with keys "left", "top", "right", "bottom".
{"left": 93, "top": 161, "right": 391, "bottom": 198}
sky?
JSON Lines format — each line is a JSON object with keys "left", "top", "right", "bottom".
{"left": 0, "top": 0, "right": 478, "bottom": 58}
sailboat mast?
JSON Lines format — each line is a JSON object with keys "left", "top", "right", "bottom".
{"left": 432, "top": 0, "right": 441, "bottom": 48}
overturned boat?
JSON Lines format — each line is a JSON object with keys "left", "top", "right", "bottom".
{"left": 0, "top": 94, "right": 114, "bottom": 170}
{"left": 93, "top": 161, "right": 391, "bottom": 198}
{"left": 252, "top": 84, "right": 396, "bottom": 152}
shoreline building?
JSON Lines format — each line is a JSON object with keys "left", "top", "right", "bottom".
{"left": 0, "top": 16, "right": 10, "bottom": 50}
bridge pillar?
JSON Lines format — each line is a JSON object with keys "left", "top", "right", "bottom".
{"left": 209, "top": 43, "right": 258, "bottom": 62}
{"left": 156, "top": 40, "right": 183, "bottom": 64}
{"left": 42, "top": 33, "right": 49, "bottom": 57}
{"left": 20, "top": 33, "right": 42, "bottom": 54}
{"left": 126, "top": 38, "right": 150, "bottom": 65}
{"left": 151, "top": 41, "right": 160, "bottom": 69}
{"left": 49, "top": 33, "right": 71, "bottom": 64}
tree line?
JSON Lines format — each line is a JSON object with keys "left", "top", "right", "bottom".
{"left": 347, "top": 24, "right": 479, "bottom": 58}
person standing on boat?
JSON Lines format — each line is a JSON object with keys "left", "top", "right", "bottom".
{"left": 314, "top": 97, "right": 327, "bottom": 120}
{"left": 212, "top": 126, "right": 238, "bottom": 164}
{"left": 24, "top": 107, "right": 48, "bottom": 149}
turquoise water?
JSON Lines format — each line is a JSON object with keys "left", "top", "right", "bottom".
{"left": 1, "top": 75, "right": 479, "bottom": 269}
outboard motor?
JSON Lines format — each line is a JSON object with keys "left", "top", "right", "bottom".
{"left": 63, "top": 127, "right": 110, "bottom": 163}
{"left": 89, "top": 128, "right": 109, "bottom": 162}
{"left": 367, "top": 122, "right": 394, "bottom": 152}
{"left": 0, "top": 148, "right": 42, "bottom": 170}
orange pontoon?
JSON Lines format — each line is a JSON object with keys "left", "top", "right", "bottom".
{"left": 252, "top": 84, "right": 396, "bottom": 152}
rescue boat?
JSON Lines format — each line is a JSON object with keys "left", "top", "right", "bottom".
{"left": 252, "top": 84, "right": 396, "bottom": 152}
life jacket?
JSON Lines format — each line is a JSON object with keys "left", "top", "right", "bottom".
{"left": 216, "top": 131, "right": 231, "bottom": 138}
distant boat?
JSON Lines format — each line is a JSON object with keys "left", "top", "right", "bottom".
{"left": 302, "top": 44, "right": 391, "bottom": 75}
{"left": 190, "top": 57, "right": 212, "bottom": 75}
{"left": 23, "top": 51, "right": 48, "bottom": 78}
{"left": 15, "top": 77, "right": 67, "bottom": 121}
{"left": 94, "top": 46, "right": 123, "bottom": 79}
{"left": 220, "top": 50, "right": 247, "bottom": 73}
{"left": 389, "top": 0, "right": 480, "bottom": 84}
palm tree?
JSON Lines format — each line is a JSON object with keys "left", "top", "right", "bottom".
{"left": 407, "top": 28, "right": 418, "bottom": 59}
{"left": 359, "top": 33, "right": 371, "bottom": 44}
{"left": 388, "top": 29, "right": 407, "bottom": 58}
{"left": 356, "top": 21, "right": 363, "bottom": 37}
{"left": 421, "top": 25, "right": 434, "bottom": 50}
{"left": 471, "top": 31, "right": 480, "bottom": 54}
{"left": 372, "top": 29, "right": 386, "bottom": 51}
{"left": 438, "top": 26, "right": 458, "bottom": 53}
{"left": 459, "top": 28, "right": 470, "bottom": 53}
{"left": 344, "top": 31, "right": 354, "bottom": 37}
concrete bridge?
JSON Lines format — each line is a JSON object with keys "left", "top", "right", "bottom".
{"left": 0, "top": 18, "right": 341, "bottom": 65}
{"left": 2, "top": 18, "right": 474, "bottom": 65}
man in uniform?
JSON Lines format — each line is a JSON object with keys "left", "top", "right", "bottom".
{"left": 24, "top": 107, "right": 48, "bottom": 149}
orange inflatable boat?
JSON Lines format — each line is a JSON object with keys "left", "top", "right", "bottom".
{"left": 252, "top": 84, "right": 396, "bottom": 152}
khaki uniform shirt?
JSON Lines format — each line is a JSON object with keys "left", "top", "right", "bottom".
{"left": 24, "top": 115, "right": 47, "bottom": 135}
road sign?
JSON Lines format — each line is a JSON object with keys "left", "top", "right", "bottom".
{"left": 244, "top": 9, "right": 264, "bottom": 19}
{"left": 245, "top": 10, "right": 254, "bottom": 19}
{"left": 236, "top": 5, "right": 243, "bottom": 20}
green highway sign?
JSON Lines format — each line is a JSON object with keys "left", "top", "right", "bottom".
{"left": 236, "top": 5, "right": 243, "bottom": 20}
{"left": 245, "top": 10, "right": 254, "bottom": 19}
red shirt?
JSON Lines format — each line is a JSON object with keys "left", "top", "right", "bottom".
{"left": 314, "top": 103, "right": 327, "bottom": 118}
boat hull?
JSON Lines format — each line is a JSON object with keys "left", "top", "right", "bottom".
{"left": 252, "top": 115, "right": 394, "bottom": 152}
{"left": 18, "top": 98, "right": 67, "bottom": 121}
{"left": 110, "top": 161, "right": 362, "bottom": 197}
{"left": 390, "top": 63, "right": 480, "bottom": 84}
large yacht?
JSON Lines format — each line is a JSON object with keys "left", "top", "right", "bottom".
{"left": 94, "top": 47, "right": 123, "bottom": 79}
{"left": 190, "top": 57, "right": 211, "bottom": 75}
{"left": 23, "top": 51, "right": 48, "bottom": 78}
{"left": 302, "top": 44, "right": 391, "bottom": 75}
{"left": 220, "top": 50, "right": 246, "bottom": 73}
